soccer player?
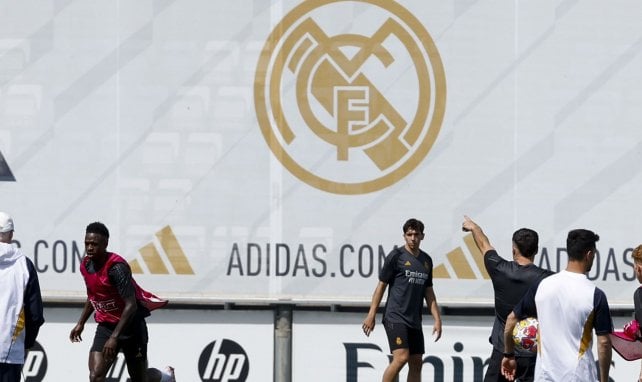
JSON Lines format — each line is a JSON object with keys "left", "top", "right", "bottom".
{"left": 362, "top": 218, "right": 442, "bottom": 382}
{"left": 0, "top": 212, "right": 44, "bottom": 382}
{"left": 502, "top": 229, "right": 613, "bottom": 382}
{"left": 462, "top": 215, "right": 553, "bottom": 382}
{"left": 69, "top": 222, "right": 172, "bottom": 382}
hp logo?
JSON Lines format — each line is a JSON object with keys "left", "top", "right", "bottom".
{"left": 198, "top": 339, "right": 249, "bottom": 382}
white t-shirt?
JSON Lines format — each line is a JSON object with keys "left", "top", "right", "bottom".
{"left": 514, "top": 270, "right": 613, "bottom": 381}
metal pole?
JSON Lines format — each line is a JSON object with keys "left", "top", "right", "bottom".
{"left": 274, "top": 304, "right": 293, "bottom": 382}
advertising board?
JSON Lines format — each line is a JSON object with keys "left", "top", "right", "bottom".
{"left": 30, "top": 308, "right": 273, "bottom": 381}
{"left": 26, "top": 309, "right": 638, "bottom": 381}
{"left": 1, "top": 0, "right": 641, "bottom": 305}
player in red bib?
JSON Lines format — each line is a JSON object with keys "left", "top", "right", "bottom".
{"left": 69, "top": 222, "right": 173, "bottom": 382}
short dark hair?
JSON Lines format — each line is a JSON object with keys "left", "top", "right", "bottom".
{"left": 86, "top": 222, "right": 110, "bottom": 239}
{"left": 403, "top": 218, "right": 424, "bottom": 234}
{"left": 566, "top": 229, "right": 599, "bottom": 261}
{"left": 512, "top": 228, "right": 539, "bottom": 258}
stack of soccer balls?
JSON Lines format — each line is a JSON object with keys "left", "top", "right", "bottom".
{"left": 512, "top": 317, "right": 539, "bottom": 353}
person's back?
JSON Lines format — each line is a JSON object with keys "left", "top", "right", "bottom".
{"left": 534, "top": 270, "right": 603, "bottom": 380}
{"left": 503, "top": 228, "right": 613, "bottom": 382}
{"left": 489, "top": 257, "right": 552, "bottom": 321}
{"left": 487, "top": 253, "right": 552, "bottom": 337}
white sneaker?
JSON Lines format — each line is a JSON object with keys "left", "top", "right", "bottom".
{"left": 160, "top": 366, "right": 175, "bottom": 382}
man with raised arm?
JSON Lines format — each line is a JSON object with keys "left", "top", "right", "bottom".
{"left": 462, "top": 215, "right": 553, "bottom": 382}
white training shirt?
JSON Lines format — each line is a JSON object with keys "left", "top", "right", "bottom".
{"left": 514, "top": 270, "right": 613, "bottom": 382}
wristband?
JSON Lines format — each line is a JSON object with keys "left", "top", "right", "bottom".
{"left": 502, "top": 352, "right": 515, "bottom": 358}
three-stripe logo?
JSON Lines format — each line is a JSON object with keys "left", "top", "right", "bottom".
{"left": 129, "top": 225, "right": 194, "bottom": 275}
{"left": 433, "top": 234, "right": 490, "bottom": 280}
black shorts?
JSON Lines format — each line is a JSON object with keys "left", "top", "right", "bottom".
{"left": 484, "top": 348, "right": 535, "bottom": 382}
{"left": 383, "top": 320, "right": 425, "bottom": 355}
{"left": 91, "top": 316, "right": 149, "bottom": 362}
{"left": 0, "top": 363, "right": 22, "bottom": 382}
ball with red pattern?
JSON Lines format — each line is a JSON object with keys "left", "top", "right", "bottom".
{"left": 512, "top": 317, "right": 539, "bottom": 353}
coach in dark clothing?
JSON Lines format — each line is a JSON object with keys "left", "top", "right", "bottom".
{"left": 462, "top": 215, "right": 553, "bottom": 382}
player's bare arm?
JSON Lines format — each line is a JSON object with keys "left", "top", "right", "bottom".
{"left": 425, "top": 287, "right": 442, "bottom": 342}
{"left": 462, "top": 215, "right": 494, "bottom": 255}
{"left": 69, "top": 299, "right": 95, "bottom": 343}
{"left": 596, "top": 334, "right": 612, "bottom": 382}
{"left": 501, "top": 311, "right": 518, "bottom": 381}
{"left": 362, "top": 281, "right": 387, "bottom": 337}
{"left": 425, "top": 286, "right": 442, "bottom": 341}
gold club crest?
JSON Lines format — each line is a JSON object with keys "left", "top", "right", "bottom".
{"left": 255, "top": 0, "right": 446, "bottom": 194}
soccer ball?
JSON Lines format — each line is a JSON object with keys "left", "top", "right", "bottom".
{"left": 512, "top": 317, "right": 539, "bottom": 353}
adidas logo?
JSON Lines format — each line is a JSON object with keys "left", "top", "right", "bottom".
{"left": 129, "top": 225, "right": 194, "bottom": 275}
{"left": 433, "top": 233, "right": 489, "bottom": 279}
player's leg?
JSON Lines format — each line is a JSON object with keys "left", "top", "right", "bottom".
{"left": 406, "top": 327, "right": 425, "bottom": 382}
{"left": 406, "top": 354, "right": 423, "bottom": 382}
{"left": 89, "top": 351, "right": 113, "bottom": 382}
{"left": 121, "top": 320, "right": 149, "bottom": 382}
{"left": 382, "top": 320, "right": 411, "bottom": 382}
{"left": 383, "top": 348, "right": 410, "bottom": 382}
{"left": 89, "top": 324, "right": 117, "bottom": 382}
{"left": 122, "top": 342, "right": 148, "bottom": 382}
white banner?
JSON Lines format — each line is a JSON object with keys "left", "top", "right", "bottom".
{"left": 1, "top": 0, "right": 642, "bottom": 305}
{"left": 293, "top": 311, "right": 639, "bottom": 382}
{"left": 30, "top": 308, "right": 272, "bottom": 381}
{"left": 26, "top": 308, "right": 638, "bottom": 381}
